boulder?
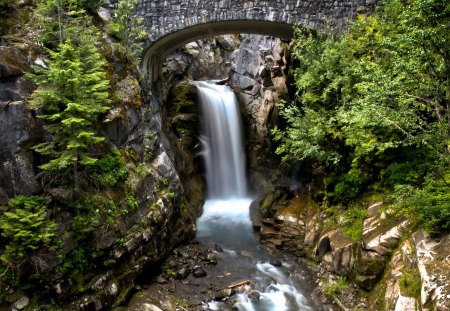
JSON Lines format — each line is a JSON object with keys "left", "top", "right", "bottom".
{"left": 0, "top": 46, "right": 30, "bottom": 78}
{"left": 315, "top": 229, "right": 355, "bottom": 274}
{"left": 12, "top": 296, "right": 29, "bottom": 311}
{"left": 382, "top": 239, "right": 419, "bottom": 311}
{"left": 394, "top": 296, "right": 417, "bottom": 311}
{"left": 356, "top": 210, "right": 411, "bottom": 290}
{"left": 413, "top": 230, "right": 450, "bottom": 311}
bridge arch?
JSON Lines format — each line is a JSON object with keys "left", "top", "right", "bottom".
{"left": 142, "top": 20, "right": 295, "bottom": 81}
{"left": 137, "top": 0, "right": 378, "bottom": 81}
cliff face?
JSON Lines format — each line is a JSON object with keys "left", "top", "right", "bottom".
{"left": 0, "top": 46, "right": 40, "bottom": 204}
{"left": 0, "top": 4, "right": 203, "bottom": 310}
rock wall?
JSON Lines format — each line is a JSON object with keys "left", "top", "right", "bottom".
{"left": 257, "top": 193, "right": 450, "bottom": 310}
{"left": 0, "top": 7, "right": 202, "bottom": 310}
{"left": 0, "top": 46, "right": 40, "bottom": 204}
{"left": 161, "top": 34, "right": 290, "bottom": 199}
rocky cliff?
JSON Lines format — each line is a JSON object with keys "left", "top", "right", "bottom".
{"left": 0, "top": 4, "right": 202, "bottom": 310}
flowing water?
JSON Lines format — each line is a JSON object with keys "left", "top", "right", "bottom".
{"left": 195, "top": 81, "right": 326, "bottom": 311}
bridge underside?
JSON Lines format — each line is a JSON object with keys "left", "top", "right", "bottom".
{"left": 142, "top": 20, "right": 295, "bottom": 82}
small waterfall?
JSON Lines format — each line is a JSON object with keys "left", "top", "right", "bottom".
{"left": 196, "top": 81, "right": 247, "bottom": 198}
{"left": 195, "top": 81, "right": 323, "bottom": 311}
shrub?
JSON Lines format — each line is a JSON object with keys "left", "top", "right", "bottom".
{"left": 391, "top": 172, "right": 450, "bottom": 234}
{"left": 323, "top": 276, "right": 347, "bottom": 296}
{"left": 398, "top": 267, "right": 421, "bottom": 298}
{"left": 89, "top": 151, "right": 128, "bottom": 188}
{"left": 341, "top": 203, "right": 368, "bottom": 242}
{"left": 333, "top": 168, "right": 364, "bottom": 201}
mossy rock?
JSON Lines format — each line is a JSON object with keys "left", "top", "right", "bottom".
{"left": 169, "top": 81, "right": 197, "bottom": 115}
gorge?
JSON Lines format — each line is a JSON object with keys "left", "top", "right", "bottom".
{"left": 0, "top": 0, "right": 449, "bottom": 311}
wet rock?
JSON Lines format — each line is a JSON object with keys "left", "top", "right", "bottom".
{"left": 0, "top": 46, "right": 30, "bottom": 77}
{"left": 394, "top": 296, "right": 417, "bottom": 311}
{"left": 12, "top": 296, "right": 29, "bottom": 311}
{"left": 206, "top": 252, "right": 218, "bottom": 265}
{"left": 152, "top": 151, "right": 178, "bottom": 180}
{"left": 248, "top": 290, "right": 260, "bottom": 301}
{"left": 214, "top": 288, "right": 235, "bottom": 301}
{"left": 367, "top": 201, "right": 383, "bottom": 217}
{"left": 97, "top": 7, "right": 111, "bottom": 22}
{"left": 176, "top": 267, "right": 191, "bottom": 279}
{"left": 214, "top": 244, "right": 223, "bottom": 252}
{"left": 356, "top": 208, "right": 411, "bottom": 290}
{"left": 315, "top": 229, "right": 355, "bottom": 275}
{"left": 155, "top": 276, "right": 167, "bottom": 284}
{"left": 0, "top": 101, "right": 40, "bottom": 204}
{"left": 240, "top": 250, "right": 253, "bottom": 258}
{"left": 269, "top": 259, "right": 282, "bottom": 267}
{"left": 141, "top": 304, "right": 163, "bottom": 311}
{"left": 192, "top": 265, "right": 207, "bottom": 278}
{"left": 260, "top": 225, "right": 281, "bottom": 240}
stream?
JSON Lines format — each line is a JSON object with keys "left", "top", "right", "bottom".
{"left": 194, "top": 82, "right": 327, "bottom": 310}
{"left": 122, "top": 82, "right": 330, "bottom": 311}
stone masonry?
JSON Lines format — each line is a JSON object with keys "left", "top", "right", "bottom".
{"left": 136, "top": 0, "right": 379, "bottom": 80}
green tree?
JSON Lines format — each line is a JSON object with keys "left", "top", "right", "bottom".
{"left": 0, "top": 195, "right": 57, "bottom": 272}
{"left": 275, "top": 0, "right": 450, "bottom": 232}
{"left": 30, "top": 38, "right": 110, "bottom": 188}
{"left": 36, "top": 0, "right": 101, "bottom": 46}
{"left": 107, "top": 0, "right": 146, "bottom": 64}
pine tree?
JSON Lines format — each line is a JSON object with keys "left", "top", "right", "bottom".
{"left": 30, "top": 38, "right": 110, "bottom": 188}
{"left": 36, "top": 0, "right": 101, "bottom": 47}
{"left": 107, "top": 0, "right": 146, "bottom": 65}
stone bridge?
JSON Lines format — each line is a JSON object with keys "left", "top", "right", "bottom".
{"left": 137, "top": 0, "right": 378, "bottom": 80}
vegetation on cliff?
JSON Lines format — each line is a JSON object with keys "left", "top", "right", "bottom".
{"left": 274, "top": 0, "right": 450, "bottom": 235}
{"left": 0, "top": 0, "right": 150, "bottom": 307}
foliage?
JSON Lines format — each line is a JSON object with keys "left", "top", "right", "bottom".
{"left": 125, "top": 190, "right": 138, "bottom": 210}
{"left": 391, "top": 172, "right": 450, "bottom": 234}
{"left": 88, "top": 151, "right": 129, "bottom": 188}
{"left": 0, "top": 196, "right": 58, "bottom": 268}
{"left": 107, "top": 0, "right": 146, "bottom": 65}
{"left": 36, "top": 0, "right": 98, "bottom": 46}
{"left": 323, "top": 276, "right": 348, "bottom": 296}
{"left": 29, "top": 37, "right": 111, "bottom": 188}
{"left": 398, "top": 267, "right": 421, "bottom": 298}
{"left": 55, "top": 246, "right": 89, "bottom": 274}
{"left": 68, "top": 193, "right": 102, "bottom": 238}
{"left": 341, "top": 203, "right": 367, "bottom": 242}
{"left": 324, "top": 202, "right": 367, "bottom": 242}
{"left": 275, "top": 0, "right": 450, "bottom": 233}
{"left": 333, "top": 168, "right": 364, "bottom": 201}
{"left": 172, "top": 81, "right": 195, "bottom": 114}
{"left": 0, "top": 0, "right": 15, "bottom": 8}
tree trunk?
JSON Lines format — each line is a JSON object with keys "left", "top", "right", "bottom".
{"left": 57, "top": 0, "right": 64, "bottom": 44}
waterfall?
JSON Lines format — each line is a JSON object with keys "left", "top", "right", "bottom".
{"left": 195, "top": 81, "right": 321, "bottom": 311}
{"left": 196, "top": 81, "right": 247, "bottom": 199}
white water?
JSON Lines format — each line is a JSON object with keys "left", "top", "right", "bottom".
{"left": 195, "top": 81, "right": 320, "bottom": 311}
{"left": 196, "top": 81, "right": 247, "bottom": 198}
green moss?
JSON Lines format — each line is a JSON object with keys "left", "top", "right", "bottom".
{"left": 399, "top": 267, "right": 421, "bottom": 298}
{"left": 323, "top": 276, "right": 348, "bottom": 297}
{"left": 172, "top": 81, "right": 194, "bottom": 114}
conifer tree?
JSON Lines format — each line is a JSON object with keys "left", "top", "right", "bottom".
{"left": 30, "top": 38, "right": 110, "bottom": 188}
{"left": 37, "top": 0, "right": 101, "bottom": 46}
{"left": 107, "top": 0, "right": 146, "bottom": 64}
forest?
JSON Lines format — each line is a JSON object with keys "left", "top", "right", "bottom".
{"left": 274, "top": 0, "right": 450, "bottom": 235}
